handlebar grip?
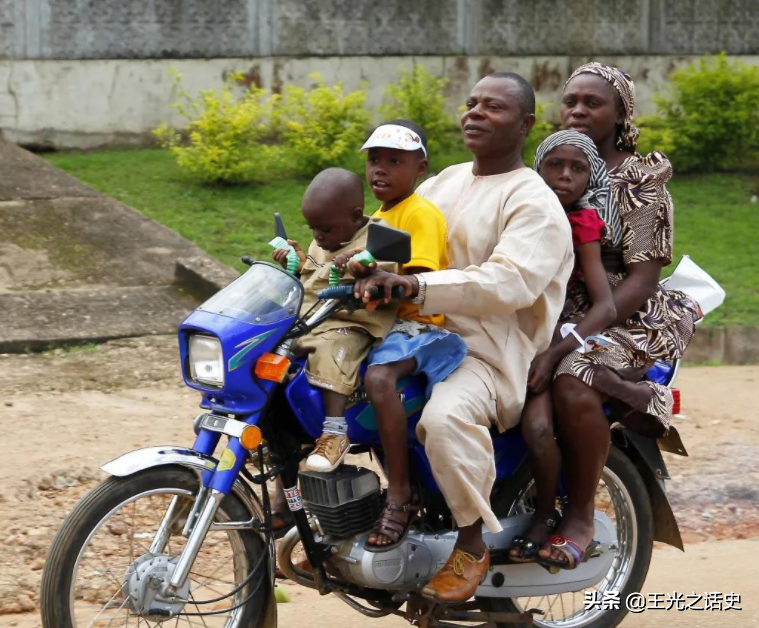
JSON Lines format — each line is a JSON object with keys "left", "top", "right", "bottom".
{"left": 317, "top": 285, "right": 354, "bottom": 300}
{"left": 368, "top": 285, "right": 406, "bottom": 299}
{"left": 316, "top": 284, "right": 407, "bottom": 301}
{"left": 241, "top": 256, "right": 255, "bottom": 266}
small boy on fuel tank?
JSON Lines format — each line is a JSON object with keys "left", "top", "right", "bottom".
{"left": 271, "top": 167, "right": 399, "bottom": 474}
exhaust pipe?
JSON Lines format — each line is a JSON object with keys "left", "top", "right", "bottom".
{"left": 276, "top": 527, "right": 318, "bottom": 589}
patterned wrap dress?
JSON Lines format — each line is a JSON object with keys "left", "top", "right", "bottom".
{"left": 554, "top": 151, "right": 700, "bottom": 433}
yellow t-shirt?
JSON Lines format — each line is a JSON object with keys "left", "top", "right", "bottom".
{"left": 372, "top": 193, "right": 447, "bottom": 326}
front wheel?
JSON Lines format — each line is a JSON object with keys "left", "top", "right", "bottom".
{"left": 40, "top": 466, "right": 272, "bottom": 628}
{"left": 485, "top": 444, "right": 655, "bottom": 628}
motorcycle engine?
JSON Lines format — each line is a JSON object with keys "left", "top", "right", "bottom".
{"left": 298, "top": 466, "right": 618, "bottom": 595}
{"left": 299, "top": 465, "right": 383, "bottom": 539}
{"left": 299, "top": 465, "right": 455, "bottom": 591}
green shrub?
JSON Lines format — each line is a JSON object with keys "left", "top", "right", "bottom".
{"left": 522, "top": 103, "right": 556, "bottom": 167}
{"left": 646, "top": 53, "right": 759, "bottom": 172}
{"left": 380, "top": 64, "right": 458, "bottom": 156}
{"left": 279, "top": 74, "right": 371, "bottom": 177}
{"left": 154, "top": 71, "right": 371, "bottom": 184}
{"left": 635, "top": 115, "right": 676, "bottom": 159}
{"left": 154, "top": 71, "right": 284, "bottom": 185}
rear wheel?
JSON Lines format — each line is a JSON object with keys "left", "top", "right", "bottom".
{"left": 40, "top": 466, "right": 273, "bottom": 628}
{"left": 482, "top": 445, "right": 654, "bottom": 628}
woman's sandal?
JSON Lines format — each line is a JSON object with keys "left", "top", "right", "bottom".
{"left": 536, "top": 534, "right": 600, "bottom": 571}
{"left": 508, "top": 510, "right": 561, "bottom": 564}
{"left": 364, "top": 500, "right": 420, "bottom": 553}
{"left": 271, "top": 510, "right": 294, "bottom": 540}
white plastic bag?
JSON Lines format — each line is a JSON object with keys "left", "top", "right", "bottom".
{"left": 660, "top": 255, "right": 725, "bottom": 316}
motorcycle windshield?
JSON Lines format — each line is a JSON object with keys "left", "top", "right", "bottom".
{"left": 198, "top": 263, "right": 303, "bottom": 325}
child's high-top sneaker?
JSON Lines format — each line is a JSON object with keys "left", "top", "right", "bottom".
{"left": 305, "top": 433, "right": 350, "bottom": 472}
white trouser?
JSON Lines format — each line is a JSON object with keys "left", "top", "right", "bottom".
{"left": 416, "top": 357, "right": 503, "bottom": 533}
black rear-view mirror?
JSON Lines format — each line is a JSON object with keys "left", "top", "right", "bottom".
{"left": 365, "top": 223, "right": 411, "bottom": 264}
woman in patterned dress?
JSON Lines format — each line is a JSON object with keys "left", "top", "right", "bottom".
{"left": 538, "top": 63, "right": 701, "bottom": 569}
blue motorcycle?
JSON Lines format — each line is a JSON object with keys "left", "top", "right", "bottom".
{"left": 41, "top": 224, "right": 689, "bottom": 628}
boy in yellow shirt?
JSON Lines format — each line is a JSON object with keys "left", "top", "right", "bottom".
{"left": 332, "top": 121, "right": 467, "bottom": 552}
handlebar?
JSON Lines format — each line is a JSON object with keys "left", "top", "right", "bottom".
{"left": 317, "top": 284, "right": 406, "bottom": 301}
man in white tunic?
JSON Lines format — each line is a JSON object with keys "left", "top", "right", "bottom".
{"left": 356, "top": 72, "right": 573, "bottom": 602}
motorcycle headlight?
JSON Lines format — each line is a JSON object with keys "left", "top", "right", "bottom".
{"left": 189, "top": 335, "right": 225, "bottom": 387}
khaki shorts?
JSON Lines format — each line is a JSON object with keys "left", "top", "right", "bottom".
{"left": 296, "top": 327, "right": 374, "bottom": 396}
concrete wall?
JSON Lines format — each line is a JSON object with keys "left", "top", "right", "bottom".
{"left": 2, "top": 0, "right": 759, "bottom": 60}
{"left": 683, "top": 326, "right": 759, "bottom": 365}
{"left": 2, "top": 0, "right": 759, "bottom": 147}
{"left": 2, "top": 54, "right": 759, "bottom": 149}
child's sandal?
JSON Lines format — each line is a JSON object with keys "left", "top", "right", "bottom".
{"left": 364, "top": 500, "right": 420, "bottom": 553}
{"left": 508, "top": 509, "right": 562, "bottom": 564}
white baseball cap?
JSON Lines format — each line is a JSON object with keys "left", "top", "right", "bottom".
{"left": 360, "top": 123, "right": 427, "bottom": 157}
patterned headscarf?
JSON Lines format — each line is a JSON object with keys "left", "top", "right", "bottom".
{"left": 534, "top": 130, "right": 623, "bottom": 248}
{"left": 566, "top": 62, "right": 640, "bottom": 153}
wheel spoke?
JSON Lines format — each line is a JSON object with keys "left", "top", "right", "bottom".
{"left": 544, "top": 593, "right": 559, "bottom": 620}
{"left": 102, "top": 595, "right": 130, "bottom": 628}
{"left": 128, "top": 502, "right": 136, "bottom": 566}
{"left": 61, "top": 480, "right": 254, "bottom": 628}
{"left": 190, "top": 560, "right": 237, "bottom": 586}
{"left": 511, "top": 463, "right": 639, "bottom": 626}
{"left": 85, "top": 583, "right": 128, "bottom": 628}
{"left": 191, "top": 571, "right": 237, "bottom": 587}
{"left": 90, "top": 551, "right": 127, "bottom": 589}
{"left": 189, "top": 594, "right": 211, "bottom": 628}
{"left": 190, "top": 579, "right": 230, "bottom": 599}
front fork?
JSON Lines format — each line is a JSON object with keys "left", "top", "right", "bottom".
{"left": 157, "top": 429, "right": 246, "bottom": 595}
{"left": 168, "top": 489, "right": 226, "bottom": 591}
{"left": 156, "top": 427, "right": 330, "bottom": 596}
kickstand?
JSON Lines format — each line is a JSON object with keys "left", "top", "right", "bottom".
{"left": 406, "top": 596, "right": 436, "bottom": 628}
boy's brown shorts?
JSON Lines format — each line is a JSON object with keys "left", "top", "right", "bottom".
{"left": 296, "top": 327, "right": 374, "bottom": 396}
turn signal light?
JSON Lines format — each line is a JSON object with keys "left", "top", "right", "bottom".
{"left": 254, "top": 353, "right": 291, "bottom": 383}
{"left": 671, "top": 388, "right": 681, "bottom": 415}
{"left": 240, "top": 425, "right": 263, "bottom": 451}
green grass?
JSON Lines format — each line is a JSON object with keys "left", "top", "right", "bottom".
{"left": 41, "top": 342, "right": 102, "bottom": 356}
{"left": 42, "top": 149, "right": 759, "bottom": 326}
{"left": 682, "top": 359, "right": 723, "bottom": 367}
{"left": 43, "top": 149, "right": 318, "bottom": 272}
{"left": 42, "top": 147, "right": 470, "bottom": 273}
{"left": 665, "top": 174, "right": 759, "bottom": 326}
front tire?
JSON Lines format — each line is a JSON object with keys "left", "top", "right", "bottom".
{"left": 40, "top": 466, "right": 272, "bottom": 628}
{"left": 484, "top": 444, "right": 654, "bottom": 628}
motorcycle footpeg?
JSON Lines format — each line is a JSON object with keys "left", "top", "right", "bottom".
{"left": 526, "top": 608, "right": 546, "bottom": 616}
{"left": 488, "top": 548, "right": 515, "bottom": 565}
{"left": 535, "top": 561, "right": 561, "bottom": 575}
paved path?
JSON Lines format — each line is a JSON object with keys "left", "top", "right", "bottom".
{"left": 0, "top": 139, "right": 232, "bottom": 351}
{"left": 1, "top": 344, "right": 757, "bottom": 626}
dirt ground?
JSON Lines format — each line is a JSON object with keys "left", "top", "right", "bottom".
{"left": 1, "top": 336, "right": 758, "bottom": 627}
